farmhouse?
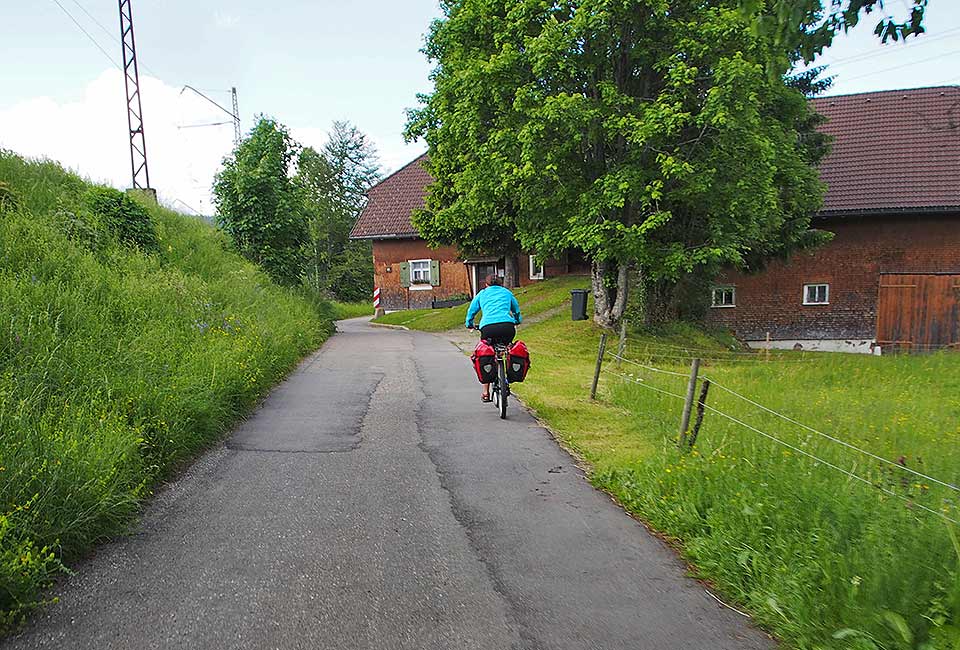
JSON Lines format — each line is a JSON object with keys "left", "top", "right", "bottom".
{"left": 353, "top": 86, "right": 959, "bottom": 349}
{"left": 349, "top": 154, "right": 588, "bottom": 310}
{"left": 707, "top": 86, "right": 960, "bottom": 353}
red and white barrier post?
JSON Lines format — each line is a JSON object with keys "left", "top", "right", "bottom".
{"left": 373, "top": 287, "right": 383, "bottom": 317}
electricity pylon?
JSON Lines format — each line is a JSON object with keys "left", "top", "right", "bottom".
{"left": 118, "top": 0, "right": 151, "bottom": 191}
{"left": 231, "top": 87, "right": 241, "bottom": 146}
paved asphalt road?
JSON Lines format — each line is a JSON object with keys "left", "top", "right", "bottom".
{"left": 4, "top": 319, "right": 773, "bottom": 650}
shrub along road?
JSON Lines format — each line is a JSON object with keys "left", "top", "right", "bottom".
{"left": 4, "top": 319, "right": 771, "bottom": 649}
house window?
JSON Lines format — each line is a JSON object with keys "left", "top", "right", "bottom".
{"left": 529, "top": 256, "right": 544, "bottom": 280}
{"left": 803, "top": 283, "right": 829, "bottom": 305}
{"left": 711, "top": 286, "right": 735, "bottom": 308}
{"left": 410, "top": 259, "right": 431, "bottom": 285}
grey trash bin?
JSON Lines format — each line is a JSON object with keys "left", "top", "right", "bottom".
{"left": 571, "top": 289, "right": 589, "bottom": 321}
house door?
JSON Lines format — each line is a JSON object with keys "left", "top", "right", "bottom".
{"left": 877, "top": 274, "right": 960, "bottom": 350}
{"left": 471, "top": 262, "right": 502, "bottom": 295}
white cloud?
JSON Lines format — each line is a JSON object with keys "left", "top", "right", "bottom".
{"left": 0, "top": 69, "right": 234, "bottom": 215}
{"left": 0, "top": 70, "right": 425, "bottom": 215}
{"left": 213, "top": 11, "right": 240, "bottom": 30}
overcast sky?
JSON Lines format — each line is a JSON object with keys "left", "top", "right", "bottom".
{"left": 1, "top": 1, "right": 958, "bottom": 214}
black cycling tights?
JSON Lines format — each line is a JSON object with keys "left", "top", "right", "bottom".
{"left": 481, "top": 322, "right": 516, "bottom": 345}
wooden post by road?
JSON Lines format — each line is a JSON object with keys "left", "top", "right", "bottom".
{"left": 591, "top": 333, "right": 608, "bottom": 400}
{"left": 678, "top": 358, "right": 701, "bottom": 445}
{"left": 616, "top": 320, "right": 627, "bottom": 367}
{"left": 687, "top": 379, "right": 711, "bottom": 448}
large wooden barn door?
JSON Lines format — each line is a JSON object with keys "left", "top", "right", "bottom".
{"left": 877, "top": 274, "right": 960, "bottom": 350}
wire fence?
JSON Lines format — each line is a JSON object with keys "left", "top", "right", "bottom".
{"left": 593, "top": 334, "right": 960, "bottom": 526}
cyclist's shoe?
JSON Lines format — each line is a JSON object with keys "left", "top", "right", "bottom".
{"left": 481, "top": 394, "right": 492, "bottom": 403}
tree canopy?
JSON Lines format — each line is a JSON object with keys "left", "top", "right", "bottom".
{"left": 408, "top": 0, "right": 830, "bottom": 326}
{"left": 297, "top": 122, "right": 381, "bottom": 302}
{"left": 213, "top": 118, "right": 306, "bottom": 286}
{"left": 214, "top": 118, "right": 380, "bottom": 300}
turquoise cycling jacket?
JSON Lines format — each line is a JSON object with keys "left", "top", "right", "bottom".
{"left": 465, "top": 285, "right": 522, "bottom": 330}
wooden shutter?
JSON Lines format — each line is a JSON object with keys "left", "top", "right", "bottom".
{"left": 400, "top": 262, "right": 410, "bottom": 288}
{"left": 430, "top": 259, "right": 440, "bottom": 286}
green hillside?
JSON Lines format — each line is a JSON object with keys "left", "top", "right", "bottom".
{"left": 0, "top": 151, "right": 332, "bottom": 630}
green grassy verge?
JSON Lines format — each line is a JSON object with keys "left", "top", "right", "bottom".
{"left": 394, "top": 276, "right": 960, "bottom": 650}
{"left": 331, "top": 301, "right": 374, "bottom": 320}
{"left": 0, "top": 152, "right": 333, "bottom": 630}
{"left": 372, "top": 275, "right": 590, "bottom": 331}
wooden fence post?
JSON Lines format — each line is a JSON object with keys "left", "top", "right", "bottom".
{"left": 687, "top": 379, "right": 711, "bottom": 448}
{"left": 616, "top": 320, "right": 627, "bottom": 367}
{"left": 590, "top": 333, "right": 608, "bottom": 400}
{"left": 678, "top": 358, "right": 701, "bottom": 445}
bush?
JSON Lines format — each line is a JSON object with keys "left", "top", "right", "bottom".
{"left": 0, "top": 181, "right": 19, "bottom": 213}
{"left": 0, "top": 151, "right": 332, "bottom": 632}
{"left": 82, "top": 186, "right": 159, "bottom": 252}
{"left": 327, "top": 240, "right": 373, "bottom": 303}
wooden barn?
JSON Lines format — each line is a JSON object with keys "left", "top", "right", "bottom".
{"left": 707, "top": 86, "right": 960, "bottom": 353}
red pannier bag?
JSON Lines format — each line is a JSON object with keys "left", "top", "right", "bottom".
{"left": 507, "top": 340, "right": 531, "bottom": 383}
{"left": 471, "top": 340, "right": 497, "bottom": 383}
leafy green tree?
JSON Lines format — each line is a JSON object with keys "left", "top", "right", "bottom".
{"left": 213, "top": 118, "right": 307, "bottom": 286}
{"left": 323, "top": 121, "right": 381, "bottom": 217}
{"left": 296, "top": 122, "right": 380, "bottom": 301}
{"left": 409, "top": 0, "right": 827, "bottom": 327}
{"left": 405, "top": 4, "right": 535, "bottom": 288}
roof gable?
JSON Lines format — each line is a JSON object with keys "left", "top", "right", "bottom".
{"left": 350, "top": 154, "right": 431, "bottom": 239}
{"left": 811, "top": 86, "right": 960, "bottom": 214}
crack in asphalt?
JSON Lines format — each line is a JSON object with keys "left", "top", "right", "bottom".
{"left": 409, "top": 335, "right": 533, "bottom": 650}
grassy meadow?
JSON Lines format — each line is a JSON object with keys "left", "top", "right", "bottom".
{"left": 388, "top": 278, "right": 960, "bottom": 650}
{"left": 373, "top": 275, "right": 591, "bottom": 331}
{"left": 330, "top": 301, "right": 375, "bottom": 320}
{"left": 0, "top": 152, "right": 333, "bottom": 630}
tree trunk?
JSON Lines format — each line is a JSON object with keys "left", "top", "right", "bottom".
{"left": 503, "top": 254, "right": 519, "bottom": 289}
{"left": 610, "top": 262, "right": 629, "bottom": 323}
{"left": 592, "top": 260, "right": 614, "bottom": 328}
{"left": 593, "top": 260, "right": 630, "bottom": 328}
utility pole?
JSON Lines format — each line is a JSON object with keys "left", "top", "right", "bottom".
{"left": 231, "top": 87, "right": 241, "bottom": 146}
{"left": 180, "top": 86, "right": 241, "bottom": 148}
{"left": 118, "top": 0, "right": 151, "bottom": 193}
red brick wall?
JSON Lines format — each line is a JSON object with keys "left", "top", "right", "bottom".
{"left": 372, "top": 240, "right": 471, "bottom": 310}
{"left": 706, "top": 214, "right": 960, "bottom": 341}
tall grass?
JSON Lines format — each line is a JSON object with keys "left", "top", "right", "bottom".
{"left": 0, "top": 151, "right": 333, "bottom": 631}
{"left": 494, "top": 304, "right": 960, "bottom": 650}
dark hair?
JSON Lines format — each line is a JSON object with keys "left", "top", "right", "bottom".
{"left": 486, "top": 274, "right": 503, "bottom": 287}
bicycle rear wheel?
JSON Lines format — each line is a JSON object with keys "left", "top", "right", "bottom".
{"left": 497, "top": 358, "right": 508, "bottom": 419}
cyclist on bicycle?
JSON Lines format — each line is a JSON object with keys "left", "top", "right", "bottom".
{"left": 466, "top": 274, "right": 522, "bottom": 402}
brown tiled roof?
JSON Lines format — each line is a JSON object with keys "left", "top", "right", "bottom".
{"left": 350, "top": 153, "right": 431, "bottom": 238}
{"left": 811, "top": 86, "right": 960, "bottom": 214}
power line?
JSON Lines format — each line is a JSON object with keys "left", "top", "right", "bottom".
{"left": 817, "top": 26, "right": 960, "bottom": 70}
{"left": 177, "top": 121, "right": 233, "bottom": 129}
{"left": 68, "top": 0, "right": 161, "bottom": 79}
{"left": 839, "top": 47, "right": 960, "bottom": 83}
{"left": 50, "top": 0, "right": 122, "bottom": 71}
